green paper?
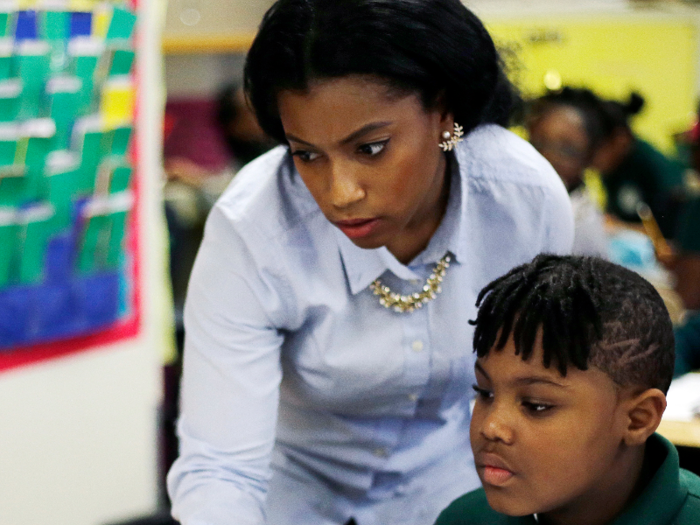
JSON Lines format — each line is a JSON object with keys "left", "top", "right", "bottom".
{"left": 76, "top": 130, "right": 104, "bottom": 194}
{"left": 16, "top": 47, "right": 51, "bottom": 120}
{"left": 0, "top": 93, "right": 18, "bottom": 121}
{"left": 106, "top": 7, "right": 137, "bottom": 41}
{"left": 110, "top": 164, "right": 131, "bottom": 193}
{"left": 78, "top": 213, "right": 108, "bottom": 274}
{"left": 47, "top": 77, "right": 80, "bottom": 150}
{"left": 0, "top": 209, "right": 16, "bottom": 287}
{"left": 45, "top": 151, "right": 80, "bottom": 229}
{"left": 0, "top": 136, "right": 16, "bottom": 165}
{"left": 0, "top": 13, "right": 9, "bottom": 38}
{"left": 0, "top": 38, "right": 12, "bottom": 81}
{"left": 18, "top": 205, "right": 55, "bottom": 284}
{"left": 110, "top": 125, "right": 132, "bottom": 157}
{"left": 24, "top": 136, "right": 51, "bottom": 201}
{"left": 109, "top": 49, "right": 134, "bottom": 76}
{"left": 41, "top": 11, "right": 68, "bottom": 41}
{"left": 0, "top": 56, "right": 10, "bottom": 80}
{"left": 0, "top": 136, "right": 24, "bottom": 207}
{"left": 50, "top": 90, "right": 77, "bottom": 149}
{"left": 106, "top": 209, "right": 128, "bottom": 268}
{"left": 73, "top": 54, "right": 99, "bottom": 116}
{"left": 0, "top": 80, "right": 21, "bottom": 121}
{"left": 41, "top": 11, "right": 70, "bottom": 74}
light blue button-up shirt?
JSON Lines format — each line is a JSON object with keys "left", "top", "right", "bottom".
{"left": 167, "top": 125, "right": 574, "bottom": 525}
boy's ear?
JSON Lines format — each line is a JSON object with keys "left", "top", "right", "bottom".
{"left": 622, "top": 388, "right": 667, "bottom": 446}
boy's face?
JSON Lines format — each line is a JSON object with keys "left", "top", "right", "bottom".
{"left": 470, "top": 337, "right": 630, "bottom": 518}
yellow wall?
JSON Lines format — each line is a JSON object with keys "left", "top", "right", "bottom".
{"left": 485, "top": 16, "right": 698, "bottom": 154}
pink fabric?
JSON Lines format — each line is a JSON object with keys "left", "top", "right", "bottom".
{"left": 164, "top": 98, "right": 232, "bottom": 173}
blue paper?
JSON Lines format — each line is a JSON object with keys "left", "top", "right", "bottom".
{"left": 15, "top": 11, "right": 37, "bottom": 41}
{"left": 70, "top": 12, "right": 91, "bottom": 38}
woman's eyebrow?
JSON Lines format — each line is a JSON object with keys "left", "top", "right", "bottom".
{"left": 339, "top": 121, "right": 392, "bottom": 145}
{"left": 285, "top": 121, "right": 392, "bottom": 148}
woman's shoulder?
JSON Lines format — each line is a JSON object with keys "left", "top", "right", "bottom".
{"left": 212, "top": 145, "right": 323, "bottom": 240}
{"left": 457, "top": 124, "right": 560, "bottom": 188}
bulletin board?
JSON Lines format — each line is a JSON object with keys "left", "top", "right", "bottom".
{"left": 485, "top": 16, "right": 698, "bottom": 155}
{"left": 0, "top": 0, "right": 140, "bottom": 372}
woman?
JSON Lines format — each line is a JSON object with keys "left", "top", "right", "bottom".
{"left": 167, "top": 1, "right": 573, "bottom": 524}
{"left": 526, "top": 87, "right": 609, "bottom": 258}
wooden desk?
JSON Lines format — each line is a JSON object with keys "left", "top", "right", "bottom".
{"left": 658, "top": 418, "right": 700, "bottom": 448}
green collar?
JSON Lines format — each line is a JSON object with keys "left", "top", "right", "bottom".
{"left": 607, "top": 433, "right": 686, "bottom": 525}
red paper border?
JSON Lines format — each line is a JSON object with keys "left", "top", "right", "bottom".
{"left": 0, "top": 0, "right": 143, "bottom": 373}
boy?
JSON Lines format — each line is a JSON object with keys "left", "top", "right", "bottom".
{"left": 436, "top": 254, "right": 700, "bottom": 525}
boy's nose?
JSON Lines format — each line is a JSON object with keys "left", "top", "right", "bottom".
{"left": 480, "top": 407, "right": 515, "bottom": 445}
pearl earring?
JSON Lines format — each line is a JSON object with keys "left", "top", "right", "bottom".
{"left": 439, "top": 123, "right": 464, "bottom": 152}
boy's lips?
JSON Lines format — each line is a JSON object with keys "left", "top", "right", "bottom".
{"left": 477, "top": 453, "right": 516, "bottom": 486}
{"left": 334, "top": 218, "right": 381, "bottom": 239}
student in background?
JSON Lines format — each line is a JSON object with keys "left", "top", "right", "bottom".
{"left": 436, "top": 254, "right": 700, "bottom": 525}
{"left": 527, "top": 88, "right": 608, "bottom": 257}
{"left": 670, "top": 120, "right": 700, "bottom": 376}
{"left": 216, "top": 83, "right": 276, "bottom": 169}
{"left": 594, "top": 93, "right": 687, "bottom": 239}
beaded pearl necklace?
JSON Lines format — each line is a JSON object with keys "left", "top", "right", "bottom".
{"left": 369, "top": 252, "right": 452, "bottom": 313}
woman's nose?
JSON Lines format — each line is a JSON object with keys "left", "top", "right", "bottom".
{"left": 329, "top": 162, "right": 365, "bottom": 209}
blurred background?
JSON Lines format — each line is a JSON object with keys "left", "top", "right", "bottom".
{"left": 2, "top": 0, "right": 700, "bottom": 524}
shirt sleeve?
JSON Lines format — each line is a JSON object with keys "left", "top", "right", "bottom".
{"left": 543, "top": 177, "right": 575, "bottom": 256}
{"left": 167, "top": 205, "right": 287, "bottom": 525}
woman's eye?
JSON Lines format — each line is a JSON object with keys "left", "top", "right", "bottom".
{"left": 472, "top": 385, "right": 493, "bottom": 401}
{"left": 522, "top": 400, "right": 554, "bottom": 414}
{"left": 358, "top": 140, "right": 389, "bottom": 157}
{"left": 292, "top": 150, "right": 321, "bottom": 162}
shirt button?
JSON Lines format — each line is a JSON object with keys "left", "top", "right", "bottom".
{"left": 373, "top": 447, "right": 389, "bottom": 458}
{"left": 411, "top": 340, "right": 424, "bottom": 352}
{"left": 408, "top": 393, "right": 419, "bottom": 402}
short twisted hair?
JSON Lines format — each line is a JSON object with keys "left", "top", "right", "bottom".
{"left": 471, "top": 254, "right": 675, "bottom": 393}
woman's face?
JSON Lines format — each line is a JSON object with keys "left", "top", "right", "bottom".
{"left": 528, "top": 106, "right": 590, "bottom": 191}
{"left": 278, "top": 76, "right": 453, "bottom": 263}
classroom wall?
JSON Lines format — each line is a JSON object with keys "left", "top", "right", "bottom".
{"left": 162, "top": 1, "right": 700, "bottom": 153}
{"left": 164, "top": 0, "right": 274, "bottom": 38}
{"left": 0, "top": 1, "right": 171, "bottom": 524}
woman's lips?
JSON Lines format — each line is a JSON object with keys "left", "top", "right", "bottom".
{"left": 334, "top": 218, "right": 381, "bottom": 239}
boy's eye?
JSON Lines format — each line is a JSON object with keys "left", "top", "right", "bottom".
{"left": 358, "top": 139, "right": 389, "bottom": 156}
{"left": 472, "top": 384, "right": 493, "bottom": 401}
{"left": 292, "top": 150, "right": 322, "bottom": 162}
{"left": 522, "top": 400, "right": 555, "bottom": 414}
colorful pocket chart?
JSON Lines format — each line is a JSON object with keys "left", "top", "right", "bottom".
{"left": 0, "top": 0, "right": 138, "bottom": 351}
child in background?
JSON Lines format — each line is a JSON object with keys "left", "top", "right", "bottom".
{"left": 594, "top": 93, "right": 687, "bottom": 239}
{"left": 527, "top": 88, "right": 608, "bottom": 258}
{"left": 436, "top": 254, "right": 700, "bottom": 525}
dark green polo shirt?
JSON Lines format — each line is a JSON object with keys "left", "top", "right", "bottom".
{"left": 676, "top": 196, "right": 700, "bottom": 255}
{"left": 435, "top": 433, "right": 700, "bottom": 525}
{"left": 602, "top": 139, "right": 686, "bottom": 238}
{"left": 674, "top": 313, "right": 700, "bottom": 377}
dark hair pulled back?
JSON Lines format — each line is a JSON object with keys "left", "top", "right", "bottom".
{"left": 244, "top": 0, "right": 518, "bottom": 144}
{"left": 600, "top": 92, "right": 645, "bottom": 134}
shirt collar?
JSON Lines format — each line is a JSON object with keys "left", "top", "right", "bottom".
{"left": 607, "top": 433, "right": 686, "bottom": 525}
{"left": 336, "top": 149, "right": 470, "bottom": 295}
